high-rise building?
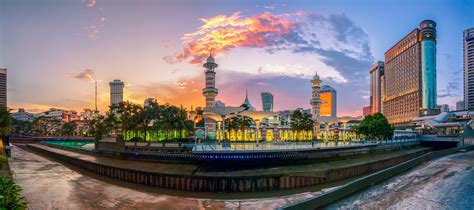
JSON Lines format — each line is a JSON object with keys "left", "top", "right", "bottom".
{"left": 109, "top": 79, "right": 124, "bottom": 107}
{"left": 202, "top": 55, "right": 218, "bottom": 107}
{"left": 0, "top": 68, "right": 6, "bottom": 108}
{"left": 456, "top": 100, "right": 465, "bottom": 111}
{"left": 362, "top": 106, "right": 371, "bottom": 117}
{"left": 383, "top": 20, "right": 437, "bottom": 124}
{"left": 261, "top": 92, "right": 273, "bottom": 112}
{"left": 369, "top": 61, "right": 384, "bottom": 114}
{"left": 437, "top": 104, "right": 449, "bottom": 113}
{"left": 464, "top": 28, "right": 474, "bottom": 110}
{"left": 310, "top": 73, "right": 322, "bottom": 117}
{"left": 320, "top": 85, "right": 337, "bottom": 117}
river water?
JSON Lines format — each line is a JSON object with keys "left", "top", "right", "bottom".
{"left": 327, "top": 150, "right": 474, "bottom": 209}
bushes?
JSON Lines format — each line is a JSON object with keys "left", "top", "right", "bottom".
{"left": 0, "top": 175, "right": 27, "bottom": 209}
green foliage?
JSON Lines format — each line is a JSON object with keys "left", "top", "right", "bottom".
{"left": 0, "top": 175, "right": 28, "bottom": 209}
{"left": 353, "top": 112, "right": 394, "bottom": 140}
{"left": 11, "top": 119, "right": 33, "bottom": 136}
{"left": 290, "top": 111, "right": 314, "bottom": 131}
{"left": 0, "top": 108, "right": 12, "bottom": 139}
{"left": 224, "top": 116, "right": 254, "bottom": 131}
{"left": 61, "top": 122, "right": 77, "bottom": 136}
{"left": 33, "top": 116, "right": 61, "bottom": 136}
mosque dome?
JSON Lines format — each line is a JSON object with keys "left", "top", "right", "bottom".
{"left": 207, "top": 55, "right": 215, "bottom": 63}
{"left": 313, "top": 72, "right": 320, "bottom": 80}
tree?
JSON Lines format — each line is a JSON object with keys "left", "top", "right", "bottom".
{"left": 290, "top": 111, "right": 314, "bottom": 131}
{"left": 11, "top": 119, "right": 33, "bottom": 136}
{"left": 354, "top": 112, "right": 394, "bottom": 140}
{"left": 81, "top": 108, "right": 99, "bottom": 136}
{"left": 33, "top": 117, "right": 61, "bottom": 136}
{"left": 61, "top": 121, "right": 77, "bottom": 136}
{"left": 0, "top": 108, "right": 12, "bottom": 140}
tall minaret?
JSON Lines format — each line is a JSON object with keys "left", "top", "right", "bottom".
{"left": 202, "top": 54, "right": 218, "bottom": 107}
{"left": 310, "top": 72, "right": 322, "bottom": 117}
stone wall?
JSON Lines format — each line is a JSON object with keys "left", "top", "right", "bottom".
{"left": 27, "top": 144, "right": 427, "bottom": 193}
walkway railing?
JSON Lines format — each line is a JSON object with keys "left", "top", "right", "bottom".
{"left": 192, "top": 138, "right": 421, "bottom": 152}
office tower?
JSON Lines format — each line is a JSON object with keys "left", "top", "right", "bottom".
{"left": 310, "top": 73, "right": 322, "bottom": 117}
{"left": 420, "top": 20, "right": 437, "bottom": 111}
{"left": 464, "top": 28, "right": 474, "bottom": 110}
{"left": 320, "top": 85, "right": 337, "bottom": 117}
{"left": 456, "top": 100, "right": 465, "bottom": 111}
{"left": 0, "top": 69, "right": 6, "bottom": 108}
{"left": 109, "top": 79, "right": 124, "bottom": 107}
{"left": 437, "top": 104, "right": 449, "bottom": 113}
{"left": 261, "top": 92, "right": 273, "bottom": 112}
{"left": 369, "top": 61, "right": 384, "bottom": 114}
{"left": 383, "top": 20, "right": 437, "bottom": 124}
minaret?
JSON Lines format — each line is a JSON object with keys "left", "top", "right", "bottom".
{"left": 202, "top": 54, "right": 218, "bottom": 107}
{"left": 310, "top": 73, "right": 322, "bottom": 117}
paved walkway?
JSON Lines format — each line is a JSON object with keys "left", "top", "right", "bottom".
{"left": 27, "top": 144, "right": 428, "bottom": 177}
{"left": 8, "top": 145, "right": 333, "bottom": 209}
{"left": 327, "top": 151, "right": 474, "bottom": 209}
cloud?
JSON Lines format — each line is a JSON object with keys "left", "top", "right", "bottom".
{"left": 74, "top": 69, "right": 97, "bottom": 83}
{"left": 257, "top": 64, "right": 347, "bottom": 83}
{"left": 165, "top": 12, "right": 372, "bottom": 64}
{"left": 438, "top": 82, "right": 460, "bottom": 98}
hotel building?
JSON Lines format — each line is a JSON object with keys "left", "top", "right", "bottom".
{"left": 383, "top": 20, "right": 437, "bottom": 124}
{"left": 464, "top": 28, "right": 474, "bottom": 110}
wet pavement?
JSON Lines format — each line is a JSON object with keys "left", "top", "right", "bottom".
{"left": 9, "top": 145, "right": 335, "bottom": 209}
{"left": 327, "top": 150, "right": 474, "bottom": 209}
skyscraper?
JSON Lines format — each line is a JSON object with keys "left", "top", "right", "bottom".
{"left": 109, "top": 79, "right": 124, "bottom": 107}
{"left": 310, "top": 73, "right": 322, "bottom": 117}
{"left": 0, "top": 69, "right": 6, "bottom": 108}
{"left": 261, "top": 92, "right": 273, "bottom": 112}
{"left": 456, "top": 100, "right": 465, "bottom": 111}
{"left": 202, "top": 55, "right": 218, "bottom": 107}
{"left": 420, "top": 20, "right": 437, "bottom": 112}
{"left": 464, "top": 28, "right": 474, "bottom": 110}
{"left": 320, "top": 85, "right": 337, "bottom": 117}
{"left": 383, "top": 20, "right": 437, "bottom": 124}
{"left": 369, "top": 61, "right": 384, "bottom": 114}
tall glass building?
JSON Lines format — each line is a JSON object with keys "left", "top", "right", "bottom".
{"left": 420, "top": 20, "right": 437, "bottom": 110}
{"left": 261, "top": 92, "right": 273, "bottom": 112}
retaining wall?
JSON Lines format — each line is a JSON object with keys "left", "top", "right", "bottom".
{"left": 283, "top": 145, "right": 474, "bottom": 210}
{"left": 27, "top": 144, "right": 427, "bottom": 193}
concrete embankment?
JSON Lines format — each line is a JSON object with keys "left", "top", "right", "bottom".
{"left": 283, "top": 145, "right": 474, "bottom": 210}
{"left": 27, "top": 144, "right": 429, "bottom": 193}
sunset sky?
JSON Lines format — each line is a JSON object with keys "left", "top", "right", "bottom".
{"left": 1, "top": 0, "right": 473, "bottom": 116}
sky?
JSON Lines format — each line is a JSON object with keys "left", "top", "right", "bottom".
{"left": 0, "top": 0, "right": 473, "bottom": 116}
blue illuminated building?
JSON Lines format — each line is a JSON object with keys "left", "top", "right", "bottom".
{"left": 420, "top": 20, "right": 437, "bottom": 110}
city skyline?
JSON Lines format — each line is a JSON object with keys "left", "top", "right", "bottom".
{"left": 1, "top": 0, "right": 473, "bottom": 115}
